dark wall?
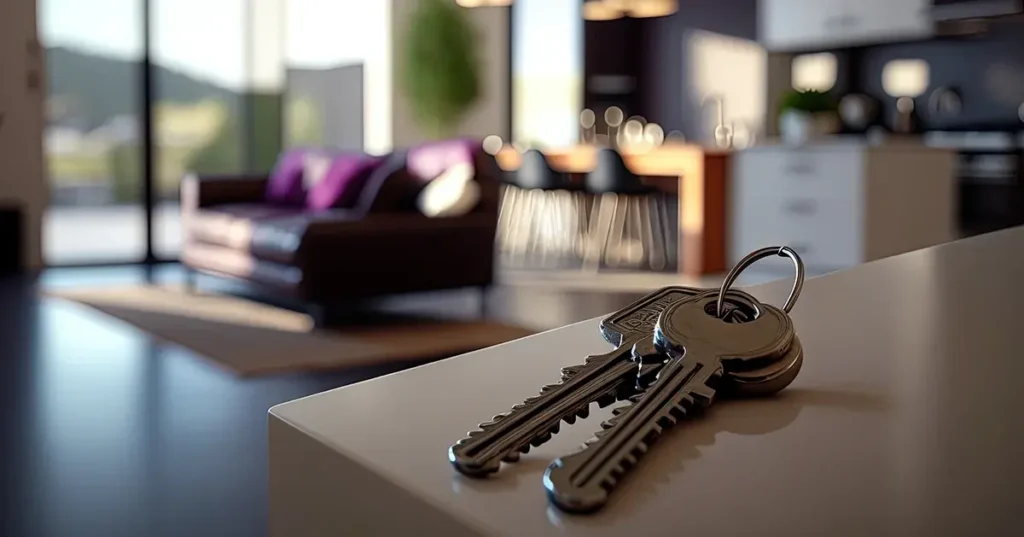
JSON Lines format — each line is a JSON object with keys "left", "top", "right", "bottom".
{"left": 583, "top": 18, "right": 646, "bottom": 123}
{"left": 848, "top": 24, "right": 1024, "bottom": 130}
{"left": 638, "top": 0, "right": 758, "bottom": 138}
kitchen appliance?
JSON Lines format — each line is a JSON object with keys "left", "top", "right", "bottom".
{"left": 924, "top": 129, "right": 1024, "bottom": 236}
{"left": 931, "top": 0, "right": 1024, "bottom": 21}
{"left": 838, "top": 93, "right": 879, "bottom": 132}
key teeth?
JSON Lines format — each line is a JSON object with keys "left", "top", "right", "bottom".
{"left": 453, "top": 353, "right": 639, "bottom": 475}
{"left": 560, "top": 364, "right": 584, "bottom": 380}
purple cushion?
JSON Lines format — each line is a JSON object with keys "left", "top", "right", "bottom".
{"left": 306, "top": 154, "right": 382, "bottom": 210}
{"left": 265, "top": 149, "right": 310, "bottom": 206}
{"left": 406, "top": 139, "right": 480, "bottom": 181}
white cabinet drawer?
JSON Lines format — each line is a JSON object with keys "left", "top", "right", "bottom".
{"left": 732, "top": 196, "right": 862, "bottom": 270}
{"left": 731, "top": 151, "right": 864, "bottom": 271}
{"left": 735, "top": 148, "right": 863, "bottom": 203}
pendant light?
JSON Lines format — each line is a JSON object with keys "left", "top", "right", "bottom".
{"left": 455, "top": 0, "right": 513, "bottom": 7}
{"left": 583, "top": 0, "right": 677, "bottom": 20}
{"left": 583, "top": 0, "right": 624, "bottom": 20}
{"left": 627, "top": 0, "right": 677, "bottom": 18}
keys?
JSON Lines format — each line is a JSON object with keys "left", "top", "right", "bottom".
{"left": 449, "top": 286, "right": 749, "bottom": 478}
{"left": 543, "top": 290, "right": 799, "bottom": 513}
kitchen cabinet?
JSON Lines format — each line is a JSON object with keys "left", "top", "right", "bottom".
{"left": 759, "top": 0, "right": 933, "bottom": 51}
{"left": 730, "top": 142, "right": 956, "bottom": 273}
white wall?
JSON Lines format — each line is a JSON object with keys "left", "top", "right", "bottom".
{"left": 286, "top": 0, "right": 393, "bottom": 154}
{"left": 390, "top": 1, "right": 509, "bottom": 148}
{"left": 0, "top": 0, "right": 47, "bottom": 270}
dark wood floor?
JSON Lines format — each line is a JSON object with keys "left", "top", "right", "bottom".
{"left": 0, "top": 265, "right": 645, "bottom": 537}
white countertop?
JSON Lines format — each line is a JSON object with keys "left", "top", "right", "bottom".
{"left": 270, "top": 227, "right": 1024, "bottom": 537}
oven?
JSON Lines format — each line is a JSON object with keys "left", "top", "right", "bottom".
{"left": 924, "top": 130, "right": 1024, "bottom": 236}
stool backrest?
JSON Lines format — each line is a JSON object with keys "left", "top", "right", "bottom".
{"left": 515, "top": 149, "right": 564, "bottom": 190}
{"left": 586, "top": 148, "right": 645, "bottom": 194}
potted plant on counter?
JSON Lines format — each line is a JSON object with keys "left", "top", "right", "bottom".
{"left": 399, "top": 0, "right": 481, "bottom": 140}
{"left": 778, "top": 89, "right": 838, "bottom": 145}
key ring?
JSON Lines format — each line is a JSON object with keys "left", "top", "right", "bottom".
{"left": 716, "top": 246, "right": 805, "bottom": 318}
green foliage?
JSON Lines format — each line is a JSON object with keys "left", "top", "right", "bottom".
{"left": 779, "top": 89, "right": 835, "bottom": 115}
{"left": 399, "top": 0, "right": 481, "bottom": 139}
{"left": 248, "top": 92, "right": 284, "bottom": 173}
{"left": 188, "top": 113, "right": 244, "bottom": 175}
{"left": 109, "top": 143, "right": 141, "bottom": 203}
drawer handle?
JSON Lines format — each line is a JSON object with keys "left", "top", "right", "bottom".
{"left": 785, "top": 164, "right": 815, "bottom": 175}
{"left": 782, "top": 199, "right": 818, "bottom": 216}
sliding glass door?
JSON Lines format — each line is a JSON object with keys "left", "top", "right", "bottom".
{"left": 150, "top": 0, "right": 247, "bottom": 259}
{"left": 39, "top": 0, "right": 286, "bottom": 265}
{"left": 40, "top": 0, "right": 147, "bottom": 264}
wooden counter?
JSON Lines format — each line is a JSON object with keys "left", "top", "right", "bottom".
{"left": 495, "top": 144, "right": 730, "bottom": 276}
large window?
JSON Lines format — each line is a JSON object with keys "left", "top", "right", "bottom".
{"left": 512, "top": 0, "right": 583, "bottom": 148}
{"left": 40, "top": 0, "right": 146, "bottom": 264}
{"left": 40, "top": 0, "right": 286, "bottom": 263}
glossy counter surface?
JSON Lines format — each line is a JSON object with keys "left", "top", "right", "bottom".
{"left": 270, "top": 227, "right": 1024, "bottom": 536}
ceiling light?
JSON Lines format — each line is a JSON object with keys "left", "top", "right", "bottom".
{"left": 627, "top": 0, "right": 678, "bottom": 18}
{"left": 583, "top": 0, "right": 624, "bottom": 21}
{"left": 456, "top": 0, "right": 512, "bottom": 7}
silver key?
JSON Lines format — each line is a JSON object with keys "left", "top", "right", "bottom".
{"left": 448, "top": 286, "right": 755, "bottom": 477}
{"left": 543, "top": 291, "right": 797, "bottom": 513}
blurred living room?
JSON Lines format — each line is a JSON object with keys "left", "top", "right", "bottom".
{"left": 3, "top": 0, "right": 1024, "bottom": 535}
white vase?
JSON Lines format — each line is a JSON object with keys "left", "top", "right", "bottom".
{"left": 779, "top": 110, "right": 813, "bottom": 145}
{"left": 780, "top": 110, "right": 839, "bottom": 145}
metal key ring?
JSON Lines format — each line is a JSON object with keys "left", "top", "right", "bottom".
{"left": 716, "top": 246, "right": 805, "bottom": 317}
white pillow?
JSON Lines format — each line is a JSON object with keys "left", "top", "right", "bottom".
{"left": 417, "top": 162, "right": 481, "bottom": 217}
{"left": 302, "top": 153, "right": 334, "bottom": 190}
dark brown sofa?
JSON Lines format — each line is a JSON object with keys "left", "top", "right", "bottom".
{"left": 179, "top": 143, "right": 501, "bottom": 314}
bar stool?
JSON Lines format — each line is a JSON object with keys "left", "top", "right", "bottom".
{"left": 583, "top": 148, "right": 672, "bottom": 271}
{"left": 495, "top": 167, "right": 523, "bottom": 256}
{"left": 503, "top": 149, "right": 587, "bottom": 267}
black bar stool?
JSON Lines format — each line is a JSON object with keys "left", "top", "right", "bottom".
{"left": 583, "top": 148, "right": 671, "bottom": 271}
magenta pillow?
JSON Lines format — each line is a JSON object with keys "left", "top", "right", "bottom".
{"left": 265, "top": 149, "right": 309, "bottom": 206}
{"left": 306, "top": 155, "right": 381, "bottom": 210}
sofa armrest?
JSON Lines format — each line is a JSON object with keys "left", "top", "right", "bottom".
{"left": 180, "top": 173, "right": 269, "bottom": 210}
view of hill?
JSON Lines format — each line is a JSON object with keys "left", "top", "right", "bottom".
{"left": 46, "top": 46, "right": 241, "bottom": 130}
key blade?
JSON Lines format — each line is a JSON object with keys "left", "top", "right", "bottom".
{"left": 449, "top": 343, "right": 641, "bottom": 477}
{"left": 543, "top": 357, "right": 722, "bottom": 513}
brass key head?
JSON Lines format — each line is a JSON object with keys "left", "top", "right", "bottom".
{"left": 654, "top": 291, "right": 794, "bottom": 368}
{"left": 601, "top": 287, "right": 760, "bottom": 347}
{"left": 598, "top": 286, "right": 701, "bottom": 347}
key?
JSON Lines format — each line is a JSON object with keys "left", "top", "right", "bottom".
{"left": 543, "top": 290, "right": 798, "bottom": 513}
{"left": 448, "top": 286, "right": 754, "bottom": 477}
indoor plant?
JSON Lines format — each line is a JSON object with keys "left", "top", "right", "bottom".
{"left": 778, "top": 89, "right": 838, "bottom": 145}
{"left": 399, "top": 0, "right": 481, "bottom": 140}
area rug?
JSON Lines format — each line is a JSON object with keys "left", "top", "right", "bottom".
{"left": 46, "top": 285, "right": 534, "bottom": 377}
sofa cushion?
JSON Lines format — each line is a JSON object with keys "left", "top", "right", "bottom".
{"left": 265, "top": 149, "right": 310, "bottom": 206}
{"left": 417, "top": 162, "right": 480, "bottom": 217}
{"left": 302, "top": 152, "right": 335, "bottom": 191}
{"left": 407, "top": 139, "right": 480, "bottom": 181}
{"left": 187, "top": 204, "right": 304, "bottom": 250}
{"left": 306, "top": 154, "right": 381, "bottom": 210}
